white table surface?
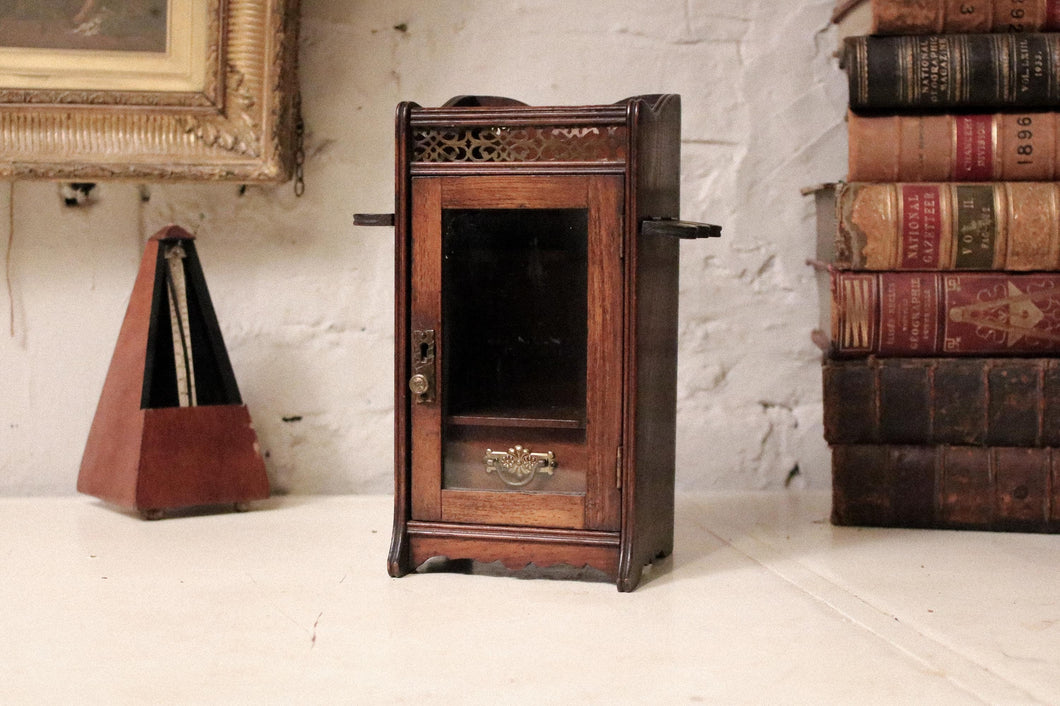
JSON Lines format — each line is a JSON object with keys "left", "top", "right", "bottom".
{"left": 2, "top": 492, "right": 1057, "bottom": 704}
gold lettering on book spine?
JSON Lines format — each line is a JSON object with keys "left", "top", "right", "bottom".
{"left": 841, "top": 276, "right": 874, "bottom": 349}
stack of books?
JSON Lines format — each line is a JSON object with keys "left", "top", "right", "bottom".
{"left": 820, "top": 0, "right": 1060, "bottom": 532}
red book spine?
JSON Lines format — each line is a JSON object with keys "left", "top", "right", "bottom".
{"left": 831, "top": 271, "right": 1060, "bottom": 356}
{"left": 953, "top": 115, "right": 995, "bottom": 180}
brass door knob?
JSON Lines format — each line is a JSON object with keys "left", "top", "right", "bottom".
{"left": 408, "top": 374, "right": 430, "bottom": 396}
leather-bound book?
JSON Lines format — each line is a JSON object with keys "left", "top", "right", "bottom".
{"left": 848, "top": 112, "right": 1060, "bottom": 182}
{"left": 835, "top": 182, "right": 1060, "bottom": 270}
{"left": 829, "top": 270, "right": 1060, "bottom": 356}
{"left": 833, "top": 0, "right": 1060, "bottom": 35}
{"left": 831, "top": 444, "right": 1060, "bottom": 532}
{"left": 823, "top": 357, "right": 1060, "bottom": 445}
{"left": 845, "top": 34, "right": 1060, "bottom": 113}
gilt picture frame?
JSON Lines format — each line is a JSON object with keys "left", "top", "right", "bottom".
{"left": 0, "top": 0, "right": 300, "bottom": 182}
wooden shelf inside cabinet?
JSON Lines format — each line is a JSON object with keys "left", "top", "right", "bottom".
{"left": 355, "top": 94, "right": 721, "bottom": 591}
{"left": 446, "top": 413, "right": 585, "bottom": 430}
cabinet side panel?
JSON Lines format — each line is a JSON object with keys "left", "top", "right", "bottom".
{"left": 390, "top": 101, "right": 416, "bottom": 576}
{"left": 629, "top": 230, "right": 679, "bottom": 551}
{"left": 622, "top": 96, "right": 682, "bottom": 589}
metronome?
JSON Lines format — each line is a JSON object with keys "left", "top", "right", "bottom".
{"left": 78, "top": 225, "right": 269, "bottom": 519}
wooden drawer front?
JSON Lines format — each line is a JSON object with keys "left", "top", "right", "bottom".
{"left": 440, "top": 489, "right": 585, "bottom": 529}
{"left": 443, "top": 425, "right": 587, "bottom": 494}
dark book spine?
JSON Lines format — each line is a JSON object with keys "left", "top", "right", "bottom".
{"left": 831, "top": 444, "right": 1060, "bottom": 532}
{"left": 823, "top": 358, "right": 1060, "bottom": 445}
{"left": 830, "top": 271, "right": 1060, "bottom": 356}
{"left": 846, "top": 33, "right": 1060, "bottom": 112}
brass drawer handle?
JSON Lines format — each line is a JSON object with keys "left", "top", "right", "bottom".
{"left": 483, "top": 445, "right": 556, "bottom": 487}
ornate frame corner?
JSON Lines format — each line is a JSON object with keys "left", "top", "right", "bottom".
{"left": 0, "top": 0, "right": 300, "bottom": 182}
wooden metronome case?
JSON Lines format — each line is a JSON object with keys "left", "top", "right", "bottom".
{"left": 78, "top": 225, "right": 268, "bottom": 518}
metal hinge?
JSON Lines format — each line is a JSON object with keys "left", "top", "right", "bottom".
{"left": 615, "top": 445, "right": 623, "bottom": 489}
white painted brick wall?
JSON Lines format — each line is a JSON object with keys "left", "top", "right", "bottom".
{"left": 0, "top": 0, "right": 847, "bottom": 496}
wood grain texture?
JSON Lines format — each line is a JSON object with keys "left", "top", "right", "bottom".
{"left": 409, "top": 177, "right": 443, "bottom": 522}
{"left": 585, "top": 175, "right": 624, "bottom": 531}
{"left": 407, "top": 521, "right": 620, "bottom": 577}
{"left": 389, "top": 102, "right": 418, "bottom": 578}
{"left": 77, "top": 236, "right": 162, "bottom": 508}
{"left": 78, "top": 226, "right": 268, "bottom": 514}
{"left": 391, "top": 96, "right": 692, "bottom": 590}
{"left": 440, "top": 490, "right": 585, "bottom": 529}
{"left": 619, "top": 94, "right": 681, "bottom": 592}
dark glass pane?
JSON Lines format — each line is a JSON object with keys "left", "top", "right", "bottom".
{"left": 442, "top": 208, "right": 588, "bottom": 424}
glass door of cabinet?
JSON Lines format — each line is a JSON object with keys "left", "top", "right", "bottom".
{"left": 408, "top": 174, "right": 623, "bottom": 531}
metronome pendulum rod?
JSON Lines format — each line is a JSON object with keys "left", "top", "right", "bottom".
{"left": 164, "top": 243, "right": 197, "bottom": 407}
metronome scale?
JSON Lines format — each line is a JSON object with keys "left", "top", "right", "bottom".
{"left": 78, "top": 225, "right": 269, "bottom": 518}
{"left": 163, "top": 241, "right": 197, "bottom": 408}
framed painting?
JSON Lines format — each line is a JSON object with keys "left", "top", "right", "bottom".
{"left": 0, "top": 0, "right": 300, "bottom": 182}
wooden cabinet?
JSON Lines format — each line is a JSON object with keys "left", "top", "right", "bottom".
{"left": 373, "top": 95, "right": 719, "bottom": 591}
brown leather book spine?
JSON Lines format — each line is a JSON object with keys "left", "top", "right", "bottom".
{"left": 845, "top": 34, "right": 1060, "bottom": 113}
{"left": 987, "top": 360, "right": 1043, "bottom": 445}
{"left": 836, "top": 182, "right": 1060, "bottom": 270}
{"left": 848, "top": 112, "right": 1060, "bottom": 182}
{"left": 876, "top": 359, "right": 933, "bottom": 442}
{"left": 830, "top": 445, "right": 939, "bottom": 528}
{"left": 831, "top": 271, "right": 1060, "bottom": 356}
{"left": 822, "top": 357, "right": 878, "bottom": 443}
{"left": 933, "top": 358, "right": 988, "bottom": 442}
{"left": 823, "top": 358, "right": 1060, "bottom": 444}
{"left": 831, "top": 444, "right": 1060, "bottom": 531}
{"left": 868, "top": 0, "right": 1060, "bottom": 34}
